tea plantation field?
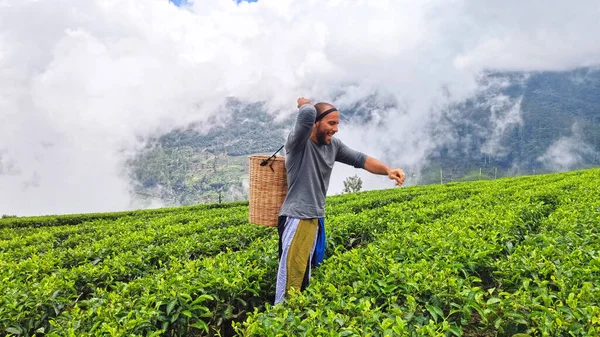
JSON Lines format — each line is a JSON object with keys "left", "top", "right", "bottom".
{"left": 1, "top": 169, "right": 599, "bottom": 336}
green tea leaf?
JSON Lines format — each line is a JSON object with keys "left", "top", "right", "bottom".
{"left": 449, "top": 325, "right": 462, "bottom": 337}
{"left": 426, "top": 305, "right": 443, "bottom": 322}
{"left": 5, "top": 327, "right": 22, "bottom": 335}
{"left": 166, "top": 299, "right": 177, "bottom": 315}
{"left": 191, "top": 321, "right": 209, "bottom": 332}
{"left": 486, "top": 298, "right": 501, "bottom": 305}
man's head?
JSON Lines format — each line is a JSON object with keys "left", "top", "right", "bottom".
{"left": 312, "top": 102, "right": 340, "bottom": 145}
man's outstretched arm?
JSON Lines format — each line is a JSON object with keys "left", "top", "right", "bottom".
{"left": 335, "top": 140, "right": 405, "bottom": 187}
{"left": 364, "top": 156, "right": 405, "bottom": 186}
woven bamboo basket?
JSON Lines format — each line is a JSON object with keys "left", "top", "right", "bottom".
{"left": 248, "top": 155, "right": 288, "bottom": 227}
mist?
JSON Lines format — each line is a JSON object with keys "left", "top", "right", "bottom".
{"left": 1, "top": 0, "right": 599, "bottom": 216}
{"left": 537, "top": 122, "right": 599, "bottom": 172}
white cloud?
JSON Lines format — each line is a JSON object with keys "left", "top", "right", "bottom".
{"left": 1, "top": 0, "right": 599, "bottom": 215}
{"left": 453, "top": 1, "right": 600, "bottom": 72}
{"left": 480, "top": 95, "right": 524, "bottom": 157}
{"left": 537, "top": 123, "right": 598, "bottom": 172}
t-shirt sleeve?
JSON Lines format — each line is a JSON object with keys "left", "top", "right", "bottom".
{"left": 335, "top": 139, "right": 367, "bottom": 169}
{"left": 286, "top": 104, "right": 316, "bottom": 153}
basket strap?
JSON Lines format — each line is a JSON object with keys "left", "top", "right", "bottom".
{"left": 260, "top": 144, "right": 284, "bottom": 167}
{"left": 260, "top": 144, "right": 285, "bottom": 172}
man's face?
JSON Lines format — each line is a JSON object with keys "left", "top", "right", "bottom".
{"left": 315, "top": 111, "right": 340, "bottom": 145}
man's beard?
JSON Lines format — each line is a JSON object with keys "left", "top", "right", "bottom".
{"left": 316, "top": 129, "right": 329, "bottom": 145}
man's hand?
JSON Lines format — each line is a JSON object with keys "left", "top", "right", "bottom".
{"left": 297, "top": 97, "right": 312, "bottom": 108}
{"left": 388, "top": 168, "right": 405, "bottom": 186}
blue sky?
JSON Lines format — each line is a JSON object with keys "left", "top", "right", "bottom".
{"left": 169, "top": 0, "right": 257, "bottom": 6}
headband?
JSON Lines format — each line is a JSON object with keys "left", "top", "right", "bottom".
{"left": 315, "top": 107, "right": 338, "bottom": 123}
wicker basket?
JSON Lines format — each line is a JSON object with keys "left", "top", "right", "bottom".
{"left": 248, "top": 155, "right": 288, "bottom": 227}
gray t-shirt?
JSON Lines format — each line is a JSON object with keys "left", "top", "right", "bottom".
{"left": 278, "top": 104, "right": 367, "bottom": 219}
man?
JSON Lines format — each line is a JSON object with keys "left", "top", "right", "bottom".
{"left": 274, "top": 97, "right": 405, "bottom": 305}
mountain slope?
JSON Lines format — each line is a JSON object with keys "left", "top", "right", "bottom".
{"left": 128, "top": 67, "right": 600, "bottom": 205}
{"left": 423, "top": 67, "right": 600, "bottom": 183}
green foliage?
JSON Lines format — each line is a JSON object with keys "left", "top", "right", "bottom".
{"left": 0, "top": 200, "right": 248, "bottom": 229}
{"left": 236, "top": 168, "right": 600, "bottom": 336}
{"left": 1, "top": 168, "right": 599, "bottom": 336}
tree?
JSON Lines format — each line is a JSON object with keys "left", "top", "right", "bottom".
{"left": 343, "top": 174, "right": 363, "bottom": 194}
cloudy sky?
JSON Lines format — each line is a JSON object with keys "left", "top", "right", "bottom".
{"left": 1, "top": 0, "right": 599, "bottom": 216}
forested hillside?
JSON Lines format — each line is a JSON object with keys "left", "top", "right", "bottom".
{"left": 423, "top": 67, "right": 600, "bottom": 183}
{"left": 128, "top": 67, "right": 600, "bottom": 205}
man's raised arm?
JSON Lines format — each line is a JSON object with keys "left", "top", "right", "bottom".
{"left": 286, "top": 97, "right": 316, "bottom": 152}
